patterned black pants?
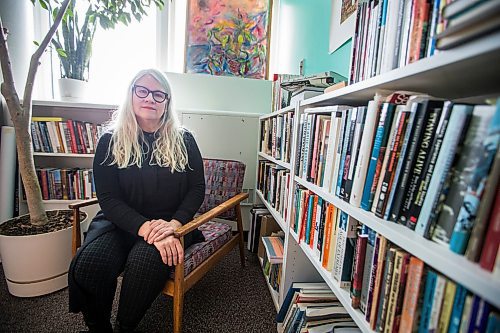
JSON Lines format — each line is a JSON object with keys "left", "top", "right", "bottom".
{"left": 72, "top": 228, "right": 172, "bottom": 331}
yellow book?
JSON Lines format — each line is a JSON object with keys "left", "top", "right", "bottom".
{"left": 32, "top": 116, "right": 64, "bottom": 122}
{"left": 326, "top": 206, "right": 339, "bottom": 272}
{"left": 437, "top": 279, "right": 456, "bottom": 333}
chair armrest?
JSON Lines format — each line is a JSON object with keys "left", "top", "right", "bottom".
{"left": 69, "top": 198, "right": 99, "bottom": 209}
{"left": 174, "top": 192, "right": 248, "bottom": 238}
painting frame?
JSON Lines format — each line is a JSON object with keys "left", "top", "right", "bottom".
{"left": 184, "top": 0, "right": 273, "bottom": 80}
{"left": 329, "top": 0, "right": 358, "bottom": 54}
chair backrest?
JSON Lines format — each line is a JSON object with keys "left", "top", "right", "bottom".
{"left": 198, "top": 158, "right": 246, "bottom": 220}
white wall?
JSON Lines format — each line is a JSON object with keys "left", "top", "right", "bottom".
{"left": 166, "top": 72, "right": 272, "bottom": 114}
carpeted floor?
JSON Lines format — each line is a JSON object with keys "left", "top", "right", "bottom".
{"left": 0, "top": 248, "right": 277, "bottom": 333}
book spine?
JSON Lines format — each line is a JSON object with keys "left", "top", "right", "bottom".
{"left": 360, "top": 228, "right": 377, "bottom": 314}
{"left": 408, "top": 101, "right": 450, "bottom": 228}
{"left": 361, "top": 103, "right": 392, "bottom": 210}
{"left": 345, "top": 107, "right": 367, "bottom": 201}
{"left": 399, "top": 257, "right": 425, "bottom": 333}
{"left": 450, "top": 104, "right": 500, "bottom": 254}
{"left": 331, "top": 111, "right": 348, "bottom": 193}
{"left": 479, "top": 186, "right": 500, "bottom": 271}
{"left": 339, "top": 216, "right": 359, "bottom": 289}
{"left": 432, "top": 106, "right": 495, "bottom": 246}
{"left": 415, "top": 105, "right": 473, "bottom": 237}
{"left": 366, "top": 233, "right": 381, "bottom": 322}
{"left": 375, "top": 109, "right": 410, "bottom": 217}
{"left": 351, "top": 98, "right": 382, "bottom": 207}
{"left": 466, "top": 148, "right": 500, "bottom": 261}
{"left": 447, "top": 284, "right": 467, "bottom": 333}
{"left": 437, "top": 279, "right": 457, "bottom": 333}
{"left": 351, "top": 233, "right": 368, "bottom": 308}
{"left": 336, "top": 109, "right": 353, "bottom": 197}
{"left": 392, "top": 252, "right": 410, "bottom": 333}
{"left": 364, "top": 103, "right": 397, "bottom": 210}
{"left": 376, "top": 247, "right": 396, "bottom": 332}
{"left": 428, "top": 274, "right": 446, "bottom": 332}
{"left": 340, "top": 108, "right": 358, "bottom": 200}
{"left": 400, "top": 102, "right": 443, "bottom": 229}
{"left": 383, "top": 249, "right": 404, "bottom": 333}
{"left": 418, "top": 270, "right": 438, "bottom": 333}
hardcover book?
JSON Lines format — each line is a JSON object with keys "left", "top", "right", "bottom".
{"left": 450, "top": 102, "right": 500, "bottom": 254}
{"left": 432, "top": 105, "right": 495, "bottom": 246}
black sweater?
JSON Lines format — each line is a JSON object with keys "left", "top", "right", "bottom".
{"left": 92, "top": 130, "right": 205, "bottom": 239}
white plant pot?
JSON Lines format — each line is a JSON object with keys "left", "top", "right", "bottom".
{"left": 58, "top": 77, "right": 88, "bottom": 101}
{"left": 0, "top": 211, "right": 89, "bottom": 297}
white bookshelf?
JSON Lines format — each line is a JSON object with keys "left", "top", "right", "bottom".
{"left": 18, "top": 101, "right": 115, "bottom": 215}
{"left": 258, "top": 152, "right": 292, "bottom": 170}
{"left": 304, "top": 31, "right": 500, "bottom": 107}
{"left": 259, "top": 105, "right": 295, "bottom": 120}
{"left": 33, "top": 152, "right": 94, "bottom": 158}
{"left": 256, "top": 189, "right": 287, "bottom": 231}
{"left": 256, "top": 32, "right": 500, "bottom": 333}
{"left": 259, "top": 257, "right": 280, "bottom": 310}
{"left": 298, "top": 242, "right": 371, "bottom": 332}
{"left": 295, "top": 176, "right": 500, "bottom": 309}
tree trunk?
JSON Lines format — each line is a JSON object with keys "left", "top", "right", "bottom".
{"left": 14, "top": 109, "right": 47, "bottom": 226}
{"left": 0, "top": 0, "right": 71, "bottom": 226}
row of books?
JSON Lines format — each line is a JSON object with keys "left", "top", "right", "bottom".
{"left": 277, "top": 282, "right": 359, "bottom": 333}
{"left": 31, "top": 117, "right": 104, "bottom": 154}
{"left": 296, "top": 93, "right": 499, "bottom": 269}
{"left": 260, "top": 111, "right": 295, "bottom": 163}
{"left": 289, "top": 196, "right": 499, "bottom": 332}
{"left": 34, "top": 167, "right": 95, "bottom": 201}
{"left": 435, "top": 0, "right": 500, "bottom": 50}
{"left": 257, "top": 161, "right": 291, "bottom": 221}
{"left": 350, "top": 0, "right": 448, "bottom": 84}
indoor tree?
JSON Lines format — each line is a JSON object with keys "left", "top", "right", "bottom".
{"left": 0, "top": 0, "right": 164, "bottom": 227}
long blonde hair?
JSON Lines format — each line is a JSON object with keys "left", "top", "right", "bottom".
{"left": 104, "top": 69, "right": 188, "bottom": 172}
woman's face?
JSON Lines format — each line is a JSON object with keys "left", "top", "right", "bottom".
{"left": 132, "top": 74, "right": 169, "bottom": 130}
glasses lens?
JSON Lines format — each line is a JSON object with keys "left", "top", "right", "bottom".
{"left": 134, "top": 86, "right": 149, "bottom": 98}
{"left": 153, "top": 91, "right": 167, "bottom": 103}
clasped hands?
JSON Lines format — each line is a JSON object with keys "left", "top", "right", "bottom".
{"left": 138, "top": 219, "right": 184, "bottom": 266}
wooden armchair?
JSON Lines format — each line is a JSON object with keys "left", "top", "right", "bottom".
{"left": 69, "top": 158, "right": 248, "bottom": 333}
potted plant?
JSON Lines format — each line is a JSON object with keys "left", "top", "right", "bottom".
{"left": 0, "top": 0, "right": 163, "bottom": 297}
{"left": 50, "top": 0, "right": 163, "bottom": 99}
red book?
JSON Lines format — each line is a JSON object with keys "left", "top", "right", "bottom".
{"left": 66, "top": 120, "right": 78, "bottom": 153}
{"left": 479, "top": 187, "right": 500, "bottom": 271}
{"left": 351, "top": 233, "right": 368, "bottom": 308}
{"left": 399, "top": 256, "right": 425, "bottom": 332}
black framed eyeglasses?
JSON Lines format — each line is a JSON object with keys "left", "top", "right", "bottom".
{"left": 133, "top": 85, "right": 169, "bottom": 103}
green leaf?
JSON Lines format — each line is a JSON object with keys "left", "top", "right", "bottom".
{"left": 56, "top": 48, "right": 67, "bottom": 58}
{"left": 33, "top": 40, "right": 40, "bottom": 46}
{"left": 38, "top": 0, "right": 48, "bottom": 10}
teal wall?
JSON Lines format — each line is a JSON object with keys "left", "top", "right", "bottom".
{"left": 275, "top": 0, "right": 352, "bottom": 78}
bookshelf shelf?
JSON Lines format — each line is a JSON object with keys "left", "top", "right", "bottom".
{"left": 303, "top": 31, "right": 500, "bottom": 107}
{"left": 295, "top": 176, "right": 500, "bottom": 309}
{"left": 34, "top": 152, "right": 94, "bottom": 158}
{"left": 256, "top": 189, "right": 287, "bottom": 231}
{"left": 258, "top": 152, "right": 291, "bottom": 170}
{"left": 298, "top": 241, "right": 372, "bottom": 333}
{"left": 32, "top": 99, "right": 117, "bottom": 110}
{"left": 259, "top": 105, "right": 295, "bottom": 120}
{"left": 259, "top": 257, "right": 280, "bottom": 311}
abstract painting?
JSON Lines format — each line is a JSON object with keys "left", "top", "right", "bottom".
{"left": 185, "top": 0, "right": 271, "bottom": 79}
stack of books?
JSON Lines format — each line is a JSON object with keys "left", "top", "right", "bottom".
{"left": 436, "top": 0, "right": 500, "bottom": 50}
{"left": 276, "top": 282, "right": 359, "bottom": 333}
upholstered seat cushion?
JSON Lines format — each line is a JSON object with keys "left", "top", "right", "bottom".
{"left": 169, "top": 221, "right": 232, "bottom": 278}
